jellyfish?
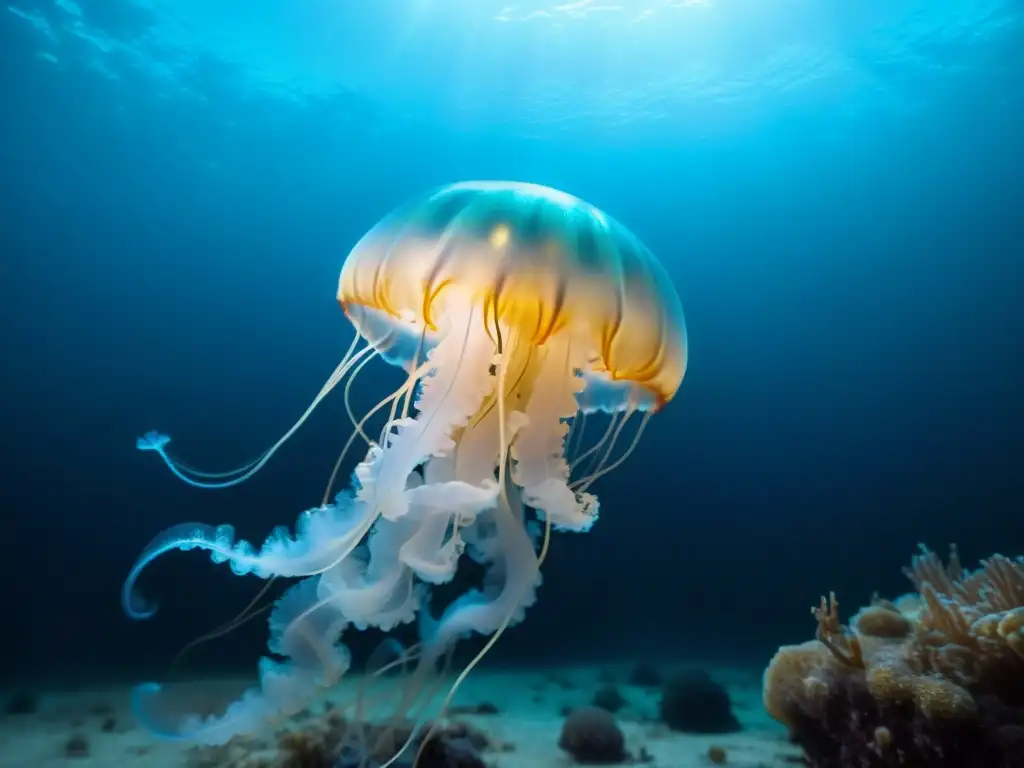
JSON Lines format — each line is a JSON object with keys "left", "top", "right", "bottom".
{"left": 124, "top": 181, "right": 688, "bottom": 753}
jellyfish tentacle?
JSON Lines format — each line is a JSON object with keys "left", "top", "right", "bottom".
{"left": 350, "top": 640, "right": 423, "bottom": 751}
{"left": 398, "top": 449, "right": 480, "bottom": 585}
{"left": 137, "top": 338, "right": 372, "bottom": 490}
{"left": 568, "top": 411, "right": 618, "bottom": 474}
{"left": 317, "top": 519, "right": 422, "bottom": 632}
{"left": 262, "top": 464, "right": 501, "bottom": 757}
{"left": 322, "top": 358, "right": 432, "bottom": 506}
{"left": 495, "top": 324, "right": 515, "bottom": 498}
{"left": 388, "top": 486, "right": 542, "bottom": 768}
{"left": 344, "top": 344, "right": 379, "bottom": 447}
{"left": 282, "top": 457, "right": 489, "bottom": 665}
{"left": 398, "top": 510, "right": 462, "bottom": 584}
{"left": 567, "top": 405, "right": 632, "bottom": 497}
{"left": 136, "top": 431, "right": 267, "bottom": 480}
{"left": 319, "top": 457, "right": 497, "bottom": 635}
{"left": 369, "top": 298, "right": 498, "bottom": 521}
{"left": 167, "top": 581, "right": 278, "bottom": 678}
{"left": 371, "top": 644, "right": 457, "bottom": 768}
{"left": 377, "top": 387, "right": 537, "bottom": 768}
{"left": 575, "top": 409, "right": 652, "bottom": 492}
{"left": 420, "top": 492, "right": 540, "bottom": 653}
{"left": 122, "top": 488, "right": 379, "bottom": 620}
{"left": 565, "top": 409, "right": 586, "bottom": 462}
{"left": 132, "top": 577, "right": 352, "bottom": 745}
{"left": 399, "top": 324, "right": 429, "bottom": 421}
{"left": 511, "top": 337, "right": 599, "bottom": 532}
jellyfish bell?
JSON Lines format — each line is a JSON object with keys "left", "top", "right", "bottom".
{"left": 339, "top": 180, "right": 687, "bottom": 524}
{"left": 340, "top": 180, "right": 687, "bottom": 410}
{"left": 123, "top": 181, "right": 687, "bottom": 753}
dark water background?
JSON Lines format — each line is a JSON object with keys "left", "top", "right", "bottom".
{"left": 1, "top": 0, "right": 1022, "bottom": 689}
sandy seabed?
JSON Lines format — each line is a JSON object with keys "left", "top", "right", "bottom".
{"left": 0, "top": 663, "right": 805, "bottom": 768}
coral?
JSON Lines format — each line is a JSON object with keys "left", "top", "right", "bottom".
{"left": 902, "top": 544, "right": 1024, "bottom": 695}
{"left": 558, "top": 706, "right": 628, "bottom": 765}
{"left": 278, "top": 729, "right": 335, "bottom": 768}
{"left": 659, "top": 669, "right": 740, "bottom": 734}
{"left": 763, "top": 545, "right": 1024, "bottom": 768}
{"left": 185, "top": 707, "right": 490, "bottom": 768}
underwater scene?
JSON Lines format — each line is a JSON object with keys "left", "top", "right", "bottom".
{"left": 2, "top": 1, "right": 1023, "bottom": 767}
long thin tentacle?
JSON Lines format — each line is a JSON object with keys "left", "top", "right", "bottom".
{"left": 138, "top": 337, "right": 372, "bottom": 489}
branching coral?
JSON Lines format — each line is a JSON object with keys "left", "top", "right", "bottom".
{"left": 811, "top": 592, "right": 863, "bottom": 669}
{"left": 763, "top": 544, "right": 1024, "bottom": 768}
{"left": 902, "top": 544, "right": 1024, "bottom": 693}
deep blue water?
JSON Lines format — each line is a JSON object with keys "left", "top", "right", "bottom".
{"left": 1, "top": 0, "right": 1022, "bottom": 692}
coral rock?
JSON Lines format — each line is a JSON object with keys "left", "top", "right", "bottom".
{"left": 659, "top": 669, "right": 740, "bottom": 734}
{"left": 763, "top": 545, "right": 1024, "bottom": 768}
{"left": 558, "top": 706, "right": 627, "bottom": 765}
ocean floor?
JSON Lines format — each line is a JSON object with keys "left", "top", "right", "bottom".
{"left": 0, "top": 663, "right": 805, "bottom": 768}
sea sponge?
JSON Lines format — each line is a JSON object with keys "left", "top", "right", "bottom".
{"left": 762, "top": 545, "right": 1024, "bottom": 768}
